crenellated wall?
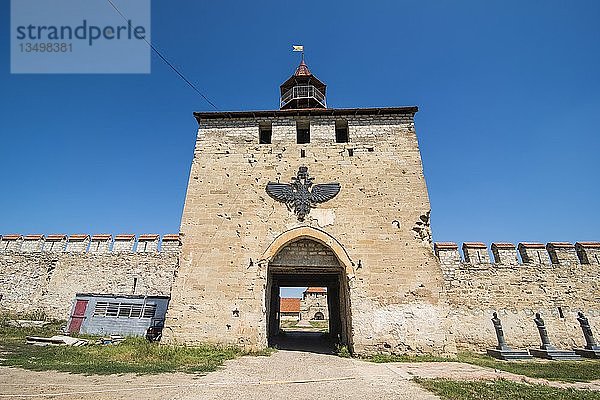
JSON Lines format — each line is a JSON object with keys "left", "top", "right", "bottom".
{"left": 2, "top": 229, "right": 598, "bottom": 353}
{"left": 0, "top": 234, "right": 181, "bottom": 319}
{"left": 0, "top": 234, "right": 181, "bottom": 254}
{"left": 435, "top": 241, "right": 600, "bottom": 351}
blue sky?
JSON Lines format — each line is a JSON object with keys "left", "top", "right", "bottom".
{"left": 1, "top": 0, "right": 599, "bottom": 258}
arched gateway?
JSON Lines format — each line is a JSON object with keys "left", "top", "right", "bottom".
{"left": 261, "top": 227, "right": 354, "bottom": 350}
{"left": 162, "top": 59, "right": 454, "bottom": 356}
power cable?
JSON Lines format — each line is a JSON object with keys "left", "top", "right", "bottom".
{"left": 106, "top": 0, "right": 218, "bottom": 110}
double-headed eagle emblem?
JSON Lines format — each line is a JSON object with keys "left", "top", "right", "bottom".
{"left": 266, "top": 166, "right": 340, "bottom": 221}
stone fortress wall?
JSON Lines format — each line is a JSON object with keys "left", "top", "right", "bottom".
{"left": 436, "top": 241, "right": 600, "bottom": 351}
{"left": 0, "top": 234, "right": 180, "bottom": 319}
{"left": 1, "top": 232, "right": 598, "bottom": 353}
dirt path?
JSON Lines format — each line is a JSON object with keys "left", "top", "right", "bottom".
{"left": 0, "top": 350, "right": 438, "bottom": 400}
{"left": 2, "top": 352, "right": 600, "bottom": 399}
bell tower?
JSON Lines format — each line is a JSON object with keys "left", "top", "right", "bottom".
{"left": 279, "top": 58, "right": 327, "bottom": 109}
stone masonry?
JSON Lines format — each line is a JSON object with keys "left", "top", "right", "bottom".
{"left": 301, "top": 288, "right": 329, "bottom": 321}
{"left": 0, "top": 234, "right": 180, "bottom": 319}
{"left": 436, "top": 241, "right": 600, "bottom": 351}
{"left": 161, "top": 107, "right": 456, "bottom": 356}
{"left": 2, "top": 235, "right": 598, "bottom": 354}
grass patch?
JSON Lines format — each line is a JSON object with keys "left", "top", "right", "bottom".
{"left": 308, "top": 321, "right": 329, "bottom": 330}
{"left": 457, "top": 352, "right": 600, "bottom": 383}
{"left": 361, "top": 350, "right": 600, "bottom": 383}
{"left": 415, "top": 378, "right": 600, "bottom": 400}
{"left": 363, "top": 353, "right": 453, "bottom": 363}
{"left": 0, "top": 317, "right": 271, "bottom": 375}
{"left": 247, "top": 347, "right": 277, "bottom": 357}
{"left": 279, "top": 320, "right": 329, "bottom": 332}
{"left": 280, "top": 320, "right": 297, "bottom": 328}
{"left": 335, "top": 344, "right": 351, "bottom": 358}
{"left": 1, "top": 338, "right": 242, "bottom": 375}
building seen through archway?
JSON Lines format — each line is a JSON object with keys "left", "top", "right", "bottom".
{"left": 279, "top": 287, "right": 329, "bottom": 327}
{"left": 300, "top": 287, "right": 328, "bottom": 321}
{"left": 267, "top": 239, "right": 351, "bottom": 353}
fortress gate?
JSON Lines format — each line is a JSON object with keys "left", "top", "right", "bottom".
{"left": 162, "top": 60, "right": 455, "bottom": 355}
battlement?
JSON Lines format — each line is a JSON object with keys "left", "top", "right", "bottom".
{"left": 434, "top": 241, "right": 600, "bottom": 266}
{"left": 194, "top": 107, "right": 417, "bottom": 147}
{"left": 0, "top": 233, "right": 181, "bottom": 254}
{"left": 437, "top": 241, "right": 600, "bottom": 352}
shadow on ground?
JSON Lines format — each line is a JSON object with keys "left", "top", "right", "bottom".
{"left": 270, "top": 331, "right": 336, "bottom": 354}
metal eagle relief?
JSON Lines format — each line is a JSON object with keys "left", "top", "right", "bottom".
{"left": 266, "top": 166, "right": 340, "bottom": 221}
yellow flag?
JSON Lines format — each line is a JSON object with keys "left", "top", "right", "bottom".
{"left": 292, "top": 45, "right": 304, "bottom": 52}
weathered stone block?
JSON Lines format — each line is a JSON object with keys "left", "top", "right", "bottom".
{"left": 546, "top": 242, "right": 579, "bottom": 265}
{"left": 463, "top": 242, "right": 490, "bottom": 264}
{"left": 575, "top": 242, "right": 600, "bottom": 265}
{"left": 113, "top": 234, "right": 135, "bottom": 253}
{"left": 161, "top": 234, "right": 181, "bottom": 253}
{"left": 0, "top": 235, "right": 22, "bottom": 252}
{"left": 491, "top": 242, "right": 518, "bottom": 265}
{"left": 43, "top": 235, "right": 67, "bottom": 252}
{"left": 21, "top": 235, "right": 44, "bottom": 252}
{"left": 137, "top": 234, "right": 159, "bottom": 253}
{"left": 66, "top": 234, "right": 89, "bottom": 253}
{"left": 434, "top": 242, "right": 461, "bottom": 264}
{"left": 89, "top": 234, "right": 112, "bottom": 253}
{"left": 518, "top": 242, "right": 550, "bottom": 264}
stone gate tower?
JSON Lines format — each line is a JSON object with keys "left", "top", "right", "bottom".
{"left": 162, "top": 60, "right": 455, "bottom": 355}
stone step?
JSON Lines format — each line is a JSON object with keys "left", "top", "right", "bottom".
{"left": 574, "top": 348, "right": 600, "bottom": 359}
{"left": 529, "top": 349, "right": 582, "bottom": 360}
{"left": 486, "top": 348, "right": 533, "bottom": 360}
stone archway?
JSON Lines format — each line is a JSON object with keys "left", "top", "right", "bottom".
{"left": 262, "top": 229, "right": 354, "bottom": 353}
{"left": 260, "top": 226, "right": 355, "bottom": 277}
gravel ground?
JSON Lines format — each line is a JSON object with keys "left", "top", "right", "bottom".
{"left": 3, "top": 351, "right": 599, "bottom": 399}
{"left": 0, "top": 350, "right": 438, "bottom": 400}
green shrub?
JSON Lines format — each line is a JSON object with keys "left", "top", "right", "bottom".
{"left": 336, "top": 344, "right": 351, "bottom": 358}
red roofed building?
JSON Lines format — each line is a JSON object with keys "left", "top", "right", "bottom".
{"left": 280, "top": 297, "right": 301, "bottom": 321}
{"left": 279, "top": 287, "right": 329, "bottom": 322}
